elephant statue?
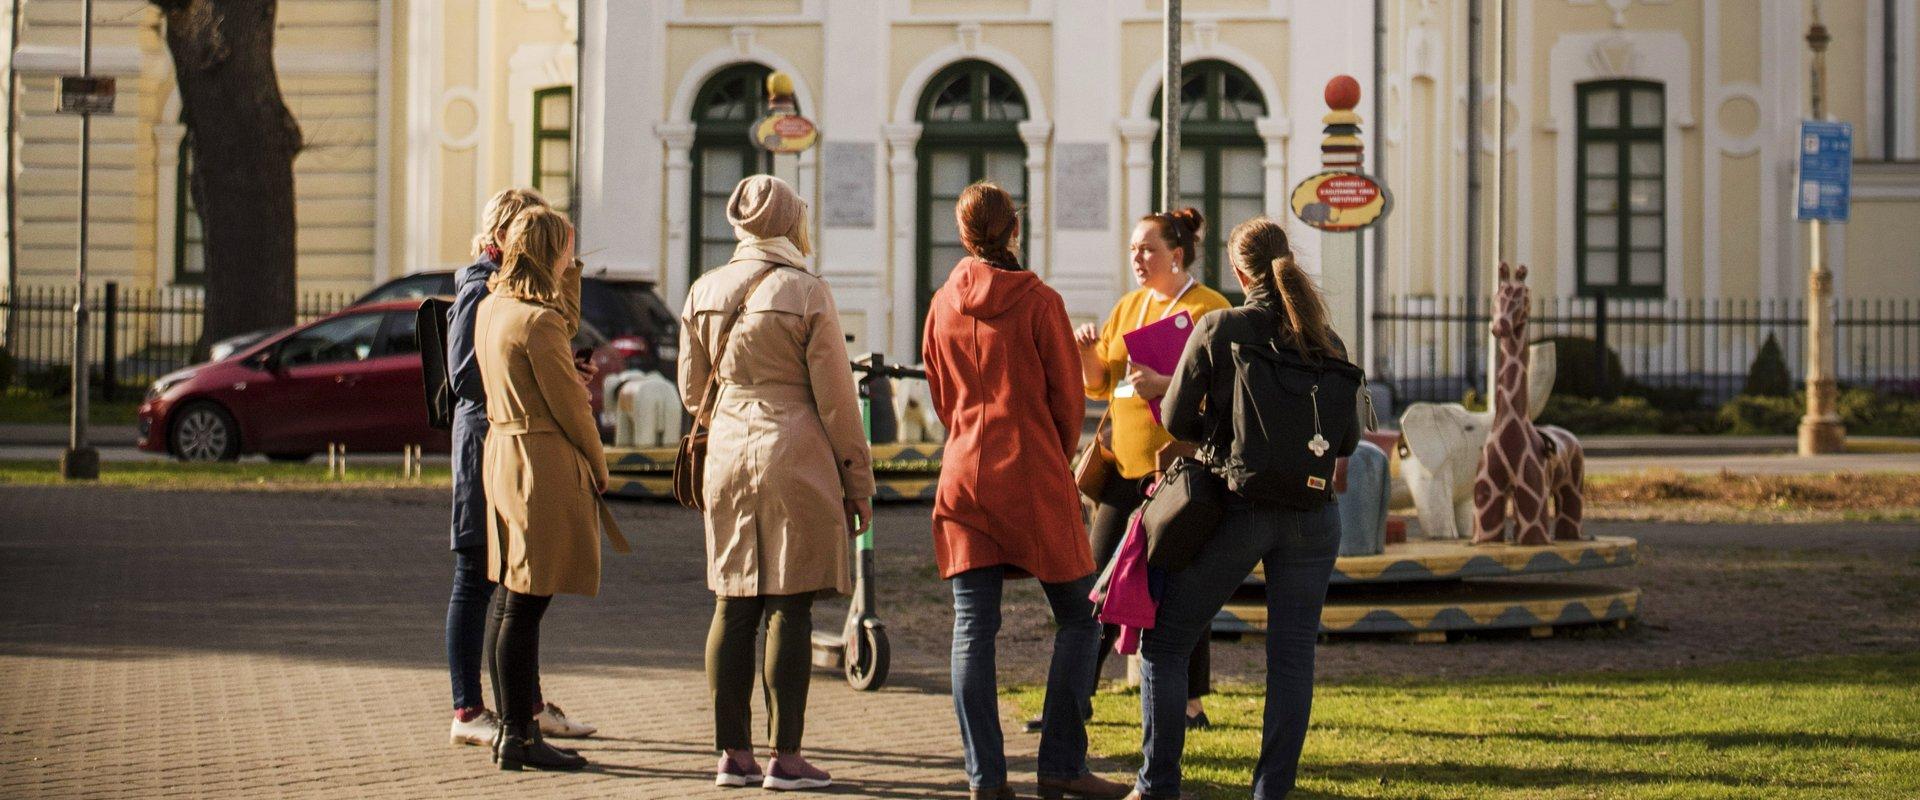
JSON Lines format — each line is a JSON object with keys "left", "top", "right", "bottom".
{"left": 895, "top": 372, "right": 946, "bottom": 444}
{"left": 1337, "top": 439, "right": 1390, "bottom": 556}
{"left": 1397, "top": 343, "right": 1555, "bottom": 540}
{"left": 609, "top": 370, "right": 681, "bottom": 448}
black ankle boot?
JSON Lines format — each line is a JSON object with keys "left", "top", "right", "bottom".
{"left": 495, "top": 720, "right": 587, "bottom": 771}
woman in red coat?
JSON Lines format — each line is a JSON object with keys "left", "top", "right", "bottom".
{"left": 922, "top": 182, "right": 1129, "bottom": 800}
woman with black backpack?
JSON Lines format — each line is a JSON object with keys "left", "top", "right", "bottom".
{"left": 1127, "top": 216, "right": 1361, "bottom": 800}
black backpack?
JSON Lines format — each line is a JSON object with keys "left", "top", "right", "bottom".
{"left": 1217, "top": 326, "right": 1368, "bottom": 509}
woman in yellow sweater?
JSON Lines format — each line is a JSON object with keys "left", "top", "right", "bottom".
{"left": 1070, "top": 207, "right": 1231, "bottom": 729}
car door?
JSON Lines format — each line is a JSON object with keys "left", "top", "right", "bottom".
{"left": 348, "top": 310, "right": 448, "bottom": 453}
{"left": 245, "top": 311, "right": 387, "bottom": 453}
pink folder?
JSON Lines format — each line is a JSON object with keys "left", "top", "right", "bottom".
{"left": 1122, "top": 310, "right": 1195, "bottom": 424}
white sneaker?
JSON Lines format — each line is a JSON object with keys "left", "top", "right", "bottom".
{"left": 449, "top": 709, "right": 499, "bottom": 746}
{"left": 535, "top": 702, "right": 597, "bottom": 738}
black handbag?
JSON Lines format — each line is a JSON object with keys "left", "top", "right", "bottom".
{"left": 1140, "top": 457, "right": 1228, "bottom": 571}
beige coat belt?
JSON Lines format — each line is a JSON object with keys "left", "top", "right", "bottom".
{"left": 719, "top": 382, "right": 814, "bottom": 405}
{"left": 487, "top": 416, "right": 562, "bottom": 435}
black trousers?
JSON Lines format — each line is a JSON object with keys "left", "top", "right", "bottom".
{"left": 1090, "top": 472, "right": 1210, "bottom": 699}
{"left": 491, "top": 589, "right": 553, "bottom": 728}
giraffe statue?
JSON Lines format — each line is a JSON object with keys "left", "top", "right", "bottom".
{"left": 1471, "top": 263, "right": 1586, "bottom": 545}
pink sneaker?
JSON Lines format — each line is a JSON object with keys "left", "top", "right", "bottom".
{"left": 715, "top": 750, "right": 764, "bottom": 788}
{"left": 763, "top": 753, "right": 831, "bottom": 791}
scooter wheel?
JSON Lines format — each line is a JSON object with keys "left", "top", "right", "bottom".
{"left": 845, "top": 622, "right": 890, "bottom": 691}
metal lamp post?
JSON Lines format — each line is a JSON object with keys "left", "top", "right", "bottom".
{"left": 1799, "top": 6, "right": 1845, "bottom": 455}
{"left": 59, "top": 0, "right": 99, "bottom": 480}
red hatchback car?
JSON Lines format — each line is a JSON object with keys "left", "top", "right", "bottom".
{"left": 138, "top": 300, "right": 622, "bottom": 462}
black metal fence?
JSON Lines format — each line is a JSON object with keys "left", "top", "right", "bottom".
{"left": 1, "top": 283, "right": 354, "bottom": 400}
{"left": 1372, "top": 293, "right": 1920, "bottom": 406}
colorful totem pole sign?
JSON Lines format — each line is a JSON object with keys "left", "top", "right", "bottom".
{"left": 752, "top": 71, "right": 819, "bottom": 154}
{"left": 1290, "top": 75, "right": 1391, "bottom": 232}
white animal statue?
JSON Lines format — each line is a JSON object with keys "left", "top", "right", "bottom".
{"left": 895, "top": 372, "right": 946, "bottom": 444}
{"left": 609, "top": 370, "right": 681, "bottom": 448}
{"left": 1397, "top": 343, "right": 1555, "bottom": 540}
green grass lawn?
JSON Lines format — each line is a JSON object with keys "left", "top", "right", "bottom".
{"left": 0, "top": 458, "right": 450, "bottom": 489}
{"left": 1009, "top": 653, "right": 1920, "bottom": 799}
{"left": 0, "top": 389, "right": 142, "bottom": 425}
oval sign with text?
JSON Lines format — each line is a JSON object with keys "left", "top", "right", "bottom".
{"left": 1290, "top": 170, "right": 1392, "bottom": 232}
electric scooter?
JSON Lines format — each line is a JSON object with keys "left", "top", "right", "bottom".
{"left": 810, "top": 353, "right": 925, "bottom": 691}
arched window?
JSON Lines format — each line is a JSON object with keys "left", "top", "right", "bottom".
{"left": 690, "top": 64, "right": 790, "bottom": 278}
{"left": 1576, "top": 79, "right": 1664, "bottom": 298}
{"left": 1152, "top": 60, "right": 1266, "bottom": 297}
{"left": 532, "top": 86, "right": 574, "bottom": 212}
{"left": 174, "top": 129, "right": 205, "bottom": 285}
{"left": 916, "top": 60, "right": 1027, "bottom": 329}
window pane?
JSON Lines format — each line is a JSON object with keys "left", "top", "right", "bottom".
{"left": 1584, "top": 179, "right": 1618, "bottom": 211}
{"left": 1221, "top": 73, "right": 1265, "bottom": 121}
{"left": 381, "top": 312, "right": 420, "bottom": 355}
{"left": 540, "top": 177, "right": 572, "bottom": 210}
{"left": 1630, "top": 88, "right": 1662, "bottom": 127}
{"left": 1584, "top": 249, "right": 1618, "bottom": 286}
{"left": 1628, "top": 142, "right": 1660, "bottom": 176}
{"left": 1583, "top": 142, "right": 1618, "bottom": 176}
{"left": 1178, "top": 147, "right": 1205, "bottom": 196}
{"left": 280, "top": 313, "right": 384, "bottom": 367}
{"left": 1584, "top": 90, "right": 1620, "bottom": 128}
{"left": 1629, "top": 215, "right": 1662, "bottom": 248}
{"left": 927, "top": 75, "right": 972, "bottom": 123}
{"left": 702, "top": 242, "right": 736, "bottom": 270}
{"left": 930, "top": 151, "right": 972, "bottom": 195}
{"left": 1220, "top": 147, "right": 1264, "bottom": 195}
{"left": 539, "top": 91, "right": 571, "bottom": 131}
{"left": 540, "top": 140, "right": 571, "bottom": 174}
{"left": 1584, "top": 216, "right": 1618, "bottom": 248}
{"left": 929, "top": 198, "right": 960, "bottom": 246}
{"left": 1628, "top": 179, "right": 1662, "bottom": 211}
{"left": 703, "top": 149, "right": 745, "bottom": 193}
{"left": 985, "top": 150, "right": 1025, "bottom": 197}
{"left": 701, "top": 195, "right": 731, "bottom": 237}
{"left": 983, "top": 74, "right": 1026, "bottom": 121}
{"left": 929, "top": 245, "right": 970, "bottom": 283}
{"left": 1219, "top": 197, "right": 1265, "bottom": 242}
{"left": 1629, "top": 251, "right": 1662, "bottom": 285}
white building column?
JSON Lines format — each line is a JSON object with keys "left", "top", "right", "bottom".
{"left": 884, "top": 122, "right": 923, "bottom": 354}
{"left": 1018, "top": 120, "right": 1053, "bottom": 277}
{"left": 578, "top": 0, "right": 664, "bottom": 280}
{"left": 1117, "top": 119, "right": 1157, "bottom": 223}
{"left": 1257, "top": 116, "right": 1291, "bottom": 220}
{"left": 659, "top": 122, "right": 697, "bottom": 308}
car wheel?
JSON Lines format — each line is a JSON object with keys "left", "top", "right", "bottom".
{"left": 171, "top": 402, "right": 241, "bottom": 462}
{"left": 265, "top": 452, "right": 312, "bottom": 463}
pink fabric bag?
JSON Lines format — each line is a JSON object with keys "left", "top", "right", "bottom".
{"left": 1090, "top": 501, "right": 1158, "bottom": 655}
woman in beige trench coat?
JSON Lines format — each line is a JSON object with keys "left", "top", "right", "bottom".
{"left": 679, "top": 175, "right": 874, "bottom": 791}
{"left": 476, "top": 205, "right": 624, "bottom": 772}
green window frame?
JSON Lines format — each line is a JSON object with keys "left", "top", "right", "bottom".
{"left": 1575, "top": 79, "right": 1665, "bottom": 298}
{"left": 1151, "top": 60, "right": 1267, "bottom": 301}
{"left": 532, "top": 86, "right": 574, "bottom": 212}
{"left": 174, "top": 130, "right": 206, "bottom": 285}
{"left": 689, "top": 63, "right": 788, "bottom": 282}
{"left": 915, "top": 60, "right": 1029, "bottom": 335}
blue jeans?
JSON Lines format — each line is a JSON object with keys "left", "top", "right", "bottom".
{"left": 1136, "top": 501, "right": 1340, "bottom": 799}
{"left": 446, "top": 546, "right": 492, "bottom": 710}
{"left": 951, "top": 566, "right": 1101, "bottom": 789}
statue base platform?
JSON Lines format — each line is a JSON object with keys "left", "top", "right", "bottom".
{"left": 1215, "top": 580, "right": 1640, "bottom": 639}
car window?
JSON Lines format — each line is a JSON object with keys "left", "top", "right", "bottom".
{"left": 357, "top": 273, "right": 452, "bottom": 305}
{"left": 278, "top": 313, "right": 385, "bottom": 368}
{"left": 579, "top": 281, "right": 640, "bottom": 338}
{"left": 379, "top": 311, "right": 420, "bottom": 356}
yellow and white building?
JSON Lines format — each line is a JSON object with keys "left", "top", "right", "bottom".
{"left": 5, "top": 0, "right": 1917, "bottom": 364}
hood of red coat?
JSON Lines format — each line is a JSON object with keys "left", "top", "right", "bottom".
{"left": 945, "top": 257, "right": 1041, "bottom": 319}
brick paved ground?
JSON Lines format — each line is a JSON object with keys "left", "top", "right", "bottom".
{"left": 0, "top": 486, "right": 1111, "bottom": 799}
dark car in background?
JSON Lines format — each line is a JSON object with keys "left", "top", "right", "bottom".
{"left": 140, "top": 300, "right": 624, "bottom": 461}
{"left": 208, "top": 271, "right": 679, "bottom": 377}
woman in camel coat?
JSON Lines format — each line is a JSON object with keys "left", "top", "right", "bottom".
{"left": 678, "top": 174, "right": 874, "bottom": 790}
{"left": 475, "top": 205, "right": 623, "bottom": 772}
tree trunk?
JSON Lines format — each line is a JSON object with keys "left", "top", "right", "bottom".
{"left": 152, "top": 0, "right": 302, "bottom": 354}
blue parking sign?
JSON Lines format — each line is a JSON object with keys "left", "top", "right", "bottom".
{"left": 1796, "top": 120, "right": 1851, "bottom": 222}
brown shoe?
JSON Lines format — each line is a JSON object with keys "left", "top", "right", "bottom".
{"left": 1038, "top": 773, "right": 1130, "bottom": 800}
{"left": 971, "top": 785, "right": 1019, "bottom": 800}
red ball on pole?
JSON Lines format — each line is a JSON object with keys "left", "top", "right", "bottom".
{"left": 1324, "top": 75, "right": 1362, "bottom": 111}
